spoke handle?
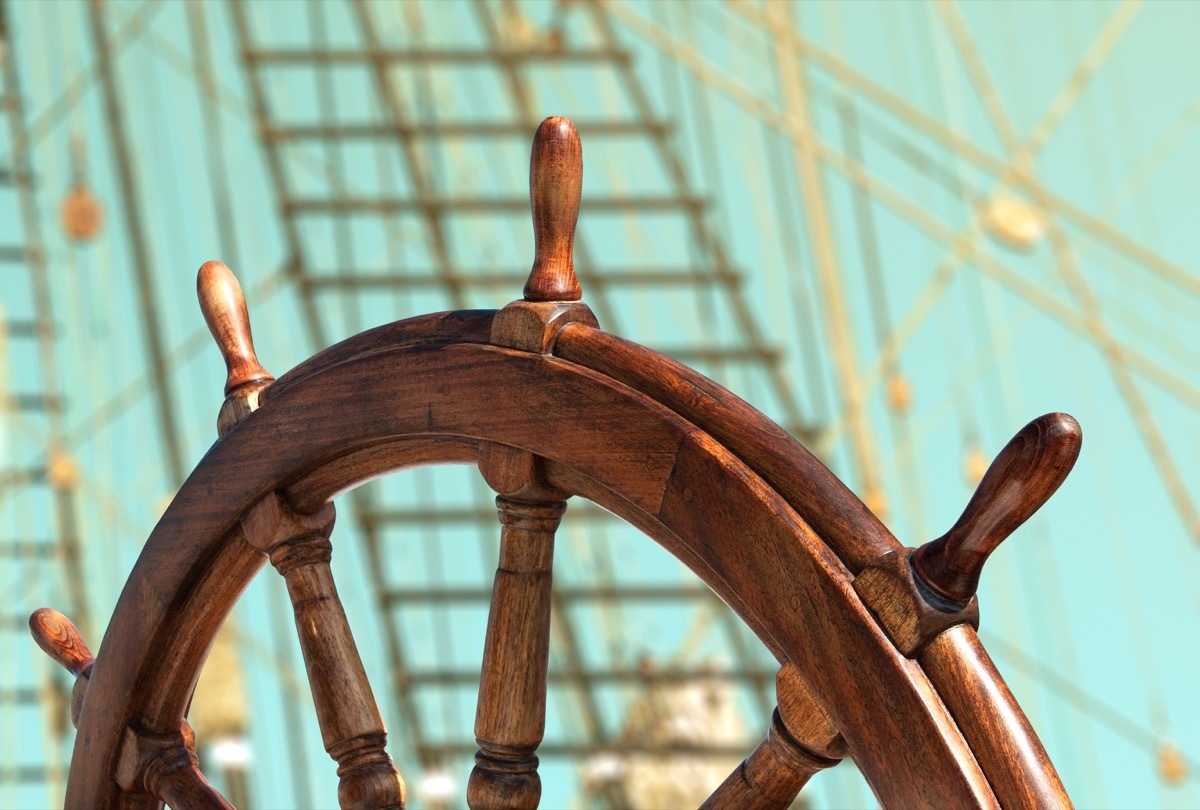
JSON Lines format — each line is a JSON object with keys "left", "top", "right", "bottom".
{"left": 30, "top": 607, "right": 93, "bottom": 677}
{"left": 197, "top": 260, "right": 273, "bottom": 396}
{"left": 912, "top": 412, "right": 1082, "bottom": 604}
{"left": 525, "top": 116, "right": 583, "bottom": 302}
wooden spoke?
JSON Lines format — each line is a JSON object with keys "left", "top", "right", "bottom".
{"left": 52, "top": 118, "right": 1077, "bottom": 810}
{"left": 467, "top": 495, "right": 565, "bottom": 810}
{"left": 470, "top": 141, "right": 587, "bottom": 809}
{"left": 150, "top": 762, "right": 235, "bottom": 810}
{"left": 701, "top": 710, "right": 838, "bottom": 810}
{"left": 700, "top": 663, "right": 847, "bottom": 809}
{"left": 202, "top": 259, "right": 404, "bottom": 807}
{"left": 774, "top": 664, "right": 848, "bottom": 762}
{"left": 243, "top": 496, "right": 405, "bottom": 810}
{"left": 117, "top": 723, "right": 235, "bottom": 809}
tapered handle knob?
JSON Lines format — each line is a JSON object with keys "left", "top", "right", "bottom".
{"left": 30, "top": 607, "right": 94, "bottom": 677}
{"left": 197, "top": 260, "right": 273, "bottom": 396}
{"left": 524, "top": 116, "right": 583, "bottom": 302}
{"left": 912, "top": 412, "right": 1082, "bottom": 604}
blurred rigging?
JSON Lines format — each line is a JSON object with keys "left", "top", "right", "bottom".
{"left": 0, "top": 0, "right": 90, "bottom": 801}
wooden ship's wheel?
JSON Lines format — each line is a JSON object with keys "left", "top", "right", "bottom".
{"left": 27, "top": 117, "right": 1082, "bottom": 810}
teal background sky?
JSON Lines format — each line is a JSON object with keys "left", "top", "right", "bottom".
{"left": 0, "top": 1, "right": 1198, "bottom": 808}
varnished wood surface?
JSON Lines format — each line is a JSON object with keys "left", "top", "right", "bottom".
{"left": 555, "top": 322, "right": 1067, "bottom": 805}
{"left": 553, "top": 322, "right": 901, "bottom": 574}
{"left": 468, "top": 497, "right": 563, "bottom": 810}
{"left": 196, "top": 260, "right": 273, "bottom": 396}
{"left": 912, "top": 413, "right": 1082, "bottom": 603}
{"left": 701, "top": 710, "right": 837, "bottom": 810}
{"left": 652, "top": 430, "right": 998, "bottom": 808}
{"left": 67, "top": 331, "right": 1039, "bottom": 808}
{"left": 48, "top": 113, "right": 1074, "bottom": 810}
{"left": 853, "top": 549, "right": 979, "bottom": 656}
{"left": 30, "top": 608, "right": 93, "bottom": 677}
{"left": 489, "top": 300, "right": 598, "bottom": 355}
{"left": 775, "top": 663, "right": 847, "bottom": 761}
{"left": 524, "top": 117, "right": 583, "bottom": 302}
{"left": 151, "top": 765, "right": 235, "bottom": 810}
{"left": 243, "top": 499, "right": 404, "bottom": 809}
{"left": 69, "top": 339, "right": 684, "bottom": 808}
{"left": 117, "top": 723, "right": 234, "bottom": 809}
{"left": 265, "top": 309, "right": 496, "bottom": 403}
{"left": 29, "top": 608, "right": 94, "bottom": 727}
{"left": 285, "top": 436, "right": 480, "bottom": 514}
{"left": 920, "top": 625, "right": 1071, "bottom": 809}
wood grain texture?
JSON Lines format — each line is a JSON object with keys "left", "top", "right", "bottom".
{"left": 265, "top": 309, "right": 495, "bottom": 403}
{"left": 43, "top": 112, "right": 1079, "bottom": 810}
{"left": 545, "top": 444, "right": 997, "bottom": 808}
{"left": 490, "top": 300, "right": 598, "bottom": 354}
{"left": 701, "top": 710, "right": 837, "bottom": 810}
{"left": 524, "top": 116, "right": 583, "bottom": 302}
{"left": 64, "top": 321, "right": 1068, "bottom": 809}
{"left": 67, "top": 340, "right": 691, "bottom": 808}
{"left": 116, "top": 722, "right": 234, "bottom": 808}
{"left": 552, "top": 323, "right": 901, "bottom": 573}
{"left": 912, "top": 413, "right": 1082, "bottom": 603}
{"left": 245, "top": 498, "right": 404, "bottom": 810}
{"left": 197, "top": 260, "right": 273, "bottom": 396}
{"left": 150, "top": 763, "right": 235, "bottom": 810}
{"left": 468, "top": 497, "right": 564, "bottom": 810}
{"left": 654, "top": 430, "right": 998, "bottom": 808}
{"left": 853, "top": 549, "right": 979, "bottom": 656}
{"left": 29, "top": 608, "right": 94, "bottom": 727}
{"left": 920, "top": 625, "right": 1071, "bottom": 809}
{"left": 775, "top": 663, "right": 847, "bottom": 760}
{"left": 30, "top": 608, "right": 93, "bottom": 677}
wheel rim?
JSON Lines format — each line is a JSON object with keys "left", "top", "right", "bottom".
{"left": 68, "top": 317, "right": 1057, "bottom": 808}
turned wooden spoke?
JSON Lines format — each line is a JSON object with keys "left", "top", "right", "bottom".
{"left": 702, "top": 664, "right": 846, "bottom": 809}
{"left": 149, "top": 761, "right": 235, "bottom": 810}
{"left": 466, "top": 120, "right": 587, "bottom": 809}
{"left": 244, "top": 497, "right": 405, "bottom": 810}
{"left": 117, "top": 723, "right": 234, "bottom": 809}
{"left": 55, "top": 116, "right": 1078, "bottom": 810}
{"left": 702, "top": 710, "right": 838, "bottom": 810}
{"left": 200, "top": 263, "right": 403, "bottom": 809}
{"left": 468, "top": 494, "right": 565, "bottom": 810}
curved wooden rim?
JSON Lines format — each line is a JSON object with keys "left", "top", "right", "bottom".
{"left": 553, "top": 323, "right": 1067, "bottom": 808}
{"left": 68, "top": 313, "right": 1062, "bottom": 809}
